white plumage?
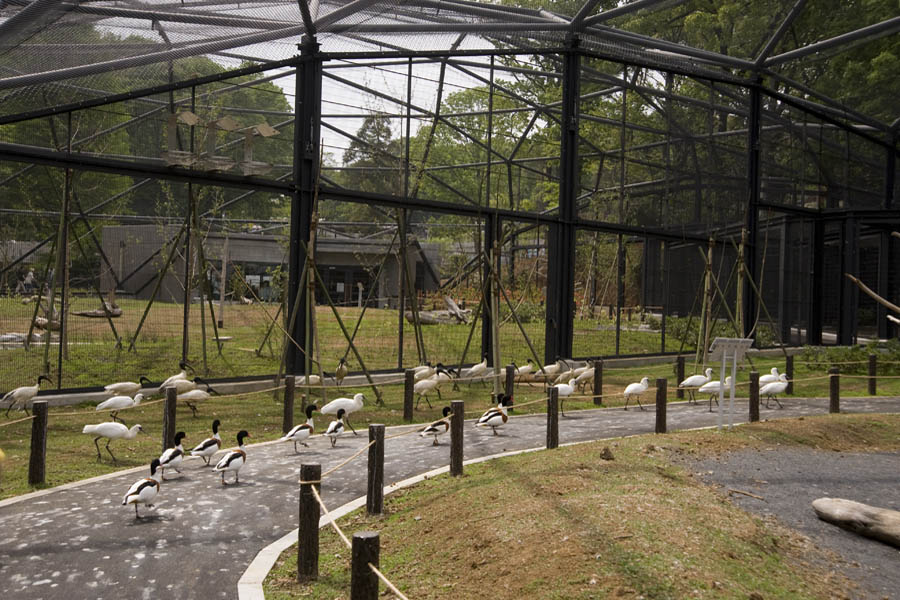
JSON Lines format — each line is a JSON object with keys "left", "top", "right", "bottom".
{"left": 82, "top": 422, "right": 144, "bottom": 464}
{"left": 96, "top": 393, "right": 144, "bottom": 423}
{"left": 572, "top": 362, "right": 591, "bottom": 379}
{"left": 623, "top": 377, "right": 650, "bottom": 411}
{"left": 3, "top": 375, "right": 51, "bottom": 417}
{"left": 324, "top": 409, "right": 346, "bottom": 447}
{"left": 320, "top": 393, "right": 364, "bottom": 435}
{"left": 122, "top": 459, "right": 161, "bottom": 519}
{"left": 698, "top": 376, "right": 733, "bottom": 412}
{"left": 103, "top": 376, "right": 151, "bottom": 397}
{"left": 514, "top": 359, "right": 534, "bottom": 378}
{"left": 574, "top": 366, "right": 595, "bottom": 391}
{"left": 760, "top": 373, "right": 789, "bottom": 409}
{"left": 551, "top": 378, "right": 576, "bottom": 416}
{"left": 177, "top": 383, "right": 218, "bottom": 417}
{"left": 414, "top": 363, "right": 436, "bottom": 381}
{"left": 158, "top": 431, "right": 186, "bottom": 480}
{"left": 462, "top": 356, "right": 489, "bottom": 386}
{"left": 213, "top": 430, "right": 249, "bottom": 485}
{"left": 190, "top": 419, "right": 222, "bottom": 465}
{"left": 420, "top": 406, "right": 452, "bottom": 446}
{"left": 280, "top": 405, "right": 316, "bottom": 453}
{"left": 160, "top": 361, "right": 194, "bottom": 390}
{"left": 759, "top": 367, "right": 780, "bottom": 386}
{"left": 475, "top": 394, "right": 512, "bottom": 436}
{"left": 678, "top": 368, "right": 713, "bottom": 404}
{"left": 539, "top": 359, "right": 564, "bottom": 379}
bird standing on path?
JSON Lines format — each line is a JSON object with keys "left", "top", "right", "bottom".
{"left": 96, "top": 393, "right": 145, "bottom": 424}
{"left": 475, "top": 394, "right": 512, "bottom": 436}
{"left": 190, "top": 419, "right": 222, "bottom": 466}
{"left": 421, "top": 406, "right": 453, "bottom": 446}
{"left": 3, "top": 375, "right": 51, "bottom": 417}
{"left": 213, "top": 430, "right": 249, "bottom": 485}
{"left": 158, "top": 432, "right": 186, "bottom": 481}
{"left": 320, "top": 393, "right": 364, "bottom": 435}
{"left": 82, "top": 422, "right": 144, "bottom": 464}
{"left": 759, "top": 367, "right": 781, "bottom": 386}
{"left": 623, "top": 377, "right": 650, "bottom": 411}
{"left": 280, "top": 405, "right": 317, "bottom": 453}
{"left": 324, "top": 409, "right": 346, "bottom": 447}
{"left": 760, "top": 373, "right": 789, "bottom": 409}
{"left": 698, "top": 376, "right": 732, "bottom": 412}
{"left": 551, "top": 378, "right": 576, "bottom": 416}
{"left": 678, "top": 368, "right": 713, "bottom": 405}
{"left": 103, "top": 376, "right": 152, "bottom": 397}
{"left": 122, "top": 458, "right": 161, "bottom": 519}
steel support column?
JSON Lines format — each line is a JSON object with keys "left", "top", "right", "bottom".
{"left": 839, "top": 217, "right": 859, "bottom": 345}
{"left": 743, "top": 83, "right": 761, "bottom": 339}
{"left": 881, "top": 138, "right": 897, "bottom": 338}
{"left": 481, "top": 213, "right": 497, "bottom": 366}
{"left": 808, "top": 218, "right": 824, "bottom": 345}
{"left": 286, "top": 41, "right": 321, "bottom": 375}
{"left": 544, "top": 37, "right": 580, "bottom": 364}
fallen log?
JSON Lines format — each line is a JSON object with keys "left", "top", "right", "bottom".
{"left": 812, "top": 497, "right": 900, "bottom": 548}
{"left": 73, "top": 302, "right": 122, "bottom": 318}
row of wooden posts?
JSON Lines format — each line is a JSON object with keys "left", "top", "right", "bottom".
{"left": 23, "top": 352, "right": 884, "bottom": 489}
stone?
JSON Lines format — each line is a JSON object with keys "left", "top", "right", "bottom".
{"left": 812, "top": 498, "right": 900, "bottom": 548}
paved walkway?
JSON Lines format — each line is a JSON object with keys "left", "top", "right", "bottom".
{"left": 1, "top": 396, "right": 898, "bottom": 599}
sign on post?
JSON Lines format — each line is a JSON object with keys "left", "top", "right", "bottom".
{"left": 708, "top": 337, "right": 753, "bottom": 431}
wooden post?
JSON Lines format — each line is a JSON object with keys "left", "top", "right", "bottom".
{"left": 592, "top": 359, "right": 603, "bottom": 405}
{"left": 283, "top": 375, "right": 295, "bottom": 434}
{"left": 868, "top": 354, "right": 877, "bottom": 396}
{"left": 366, "top": 424, "right": 385, "bottom": 516}
{"left": 547, "top": 386, "right": 559, "bottom": 449}
{"left": 28, "top": 400, "right": 48, "bottom": 486}
{"left": 749, "top": 371, "right": 760, "bottom": 423}
{"left": 298, "top": 463, "right": 321, "bottom": 582}
{"left": 785, "top": 354, "right": 794, "bottom": 395}
{"left": 218, "top": 234, "right": 228, "bottom": 328}
{"left": 655, "top": 378, "right": 667, "bottom": 434}
{"left": 450, "top": 400, "right": 464, "bottom": 476}
{"left": 163, "top": 386, "right": 177, "bottom": 452}
{"left": 351, "top": 532, "right": 380, "bottom": 600}
{"left": 675, "top": 356, "right": 685, "bottom": 399}
{"left": 504, "top": 364, "right": 515, "bottom": 399}
{"left": 403, "top": 369, "right": 414, "bottom": 421}
{"left": 829, "top": 367, "right": 840, "bottom": 414}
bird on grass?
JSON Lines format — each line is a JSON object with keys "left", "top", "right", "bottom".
{"left": 177, "top": 383, "right": 219, "bottom": 418}
{"left": 320, "top": 393, "right": 364, "bottom": 435}
{"left": 421, "top": 406, "right": 453, "bottom": 446}
{"left": 103, "top": 376, "right": 152, "bottom": 397}
{"left": 759, "top": 367, "right": 781, "bottom": 386}
{"left": 551, "top": 378, "right": 576, "bottom": 417}
{"left": 574, "top": 366, "right": 595, "bottom": 392}
{"left": 213, "top": 430, "right": 249, "bottom": 485}
{"left": 3, "top": 375, "right": 51, "bottom": 417}
{"left": 164, "top": 376, "right": 209, "bottom": 396}
{"left": 475, "top": 394, "right": 513, "bottom": 436}
{"left": 335, "top": 358, "right": 349, "bottom": 388}
{"left": 760, "top": 373, "right": 789, "bottom": 409}
{"left": 462, "top": 355, "right": 488, "bottom": 386}
{"left": 160, "top": 361, "right": 194, "bottom": 390}
{"left": 514, "top": 359, "right": 535, "bottom": 380}
{"left": 190, "top": 419, "right": 222, "bottom": 466}
{"left": 280, "top": 405, "right": 317, "bottom": 453}
{"left": 539, "top": 359, "right": 564, "bottom": 380}
{"left": 678, "top": 368, "right": 713, "bottom": 405}
{"left": 623, "top": 377, "right": 650, "bottom": 411}
{"left": 82, "top": 422, "right": 144, "bottom": 464}
{"left": 432, "top": 365, "right": 454, "bottom": 398}
{"left": 414, "top": 362, "right": 435, "bottom": 382}
{"left": 324, "top": 409, "right": 346, "bottom": 447}
{"left": 96, "top": 393, "right": 145, "bottom": 424}
{"left": 122, "top": 458, "right": 161, "bottom": 519}
{"left": 158, "top": 432, "right": 186, "bottom": 481}
{"left": 698, "top": 376, "right": 732, "bottom": 412}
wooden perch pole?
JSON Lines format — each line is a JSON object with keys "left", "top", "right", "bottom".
{"left": 845, "top": 273, "right": 900, "bottom": 315}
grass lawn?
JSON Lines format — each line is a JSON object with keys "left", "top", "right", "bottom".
{"left": 265, "top": 413, "right": 900, "bottom": 600}
{"left": 1, "top": 352, "right": 899, "bottom": 500}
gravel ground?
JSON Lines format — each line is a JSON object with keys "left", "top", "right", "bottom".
{"left": 687, "top": 448, "right": 900, "bottom": 600}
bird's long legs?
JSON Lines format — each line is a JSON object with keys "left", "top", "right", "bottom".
{"left": 185, "top": 402, "right": 198, "bottom": 418}
{"left": 345, "top": 417, "right": 358, "bottom": 435}
{"left": 105, "top": 439, "right": 118, "bottom": 464}
{"left": 110, "top": 411, "right": 124, "bottom": 424}
{"left": 93, "top": 436, "right": 103, "bottom": 460}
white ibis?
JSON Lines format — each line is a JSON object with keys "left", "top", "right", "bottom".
{"left": 551, "top": 378, "right": 576, "bottom": 416}
{"left": 320, "top": 393, "right": 365, "bottom": 435}
{"left": 462, "top": 356, "right": 489, "bottom": 386}
{"left": 623, "top": 377, "right": 650, "bottom": 411}
{"left": 96, "top": 392, "right": 145, "bottom": 424}
{"left": 177, "top": 383, "right": 218, "bottom": 417}
{"left": 103, "top": 376, "right": 152, "bottom": 397}
{"left": 160, "top": 361, "right": 194, "bottom": 390}
{"left": 678, "top": 368, "right": 713, "bottom": 404}
{"left": 82, "top": 422, "right": 144, "bottom": 464}
{"left": 698, "top": 376, "right": 733, "bottom": 412}
{"left": 3, "top": 375, "right": 51, "bottom": 417}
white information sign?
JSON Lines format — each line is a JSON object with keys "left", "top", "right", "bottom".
{"left": 708, "top": 337, "right": 754, "bottom": 431}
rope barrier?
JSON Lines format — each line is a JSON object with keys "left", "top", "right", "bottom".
{"left": 320, "top": 440, "right": 376, "bottom": 479}
{"left": 53, "top": 397, "right": 167, "bottom": 417}
{"left": 842, "top": 374, "right": 900, "bottom": 379}
{"left": 368, "top": 563, "right": 411, "bottom": 600}
{"left": 0, "top": 414, "right": 36, "bottom": 428}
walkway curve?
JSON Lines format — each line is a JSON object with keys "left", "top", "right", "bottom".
{"left": 1, "top": 396, "right": 898, "bottom": 599}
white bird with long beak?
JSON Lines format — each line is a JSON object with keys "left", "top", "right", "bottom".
{"left": 3, "top": 375, "right": 51, "bottom": 417}
{"left": 213, "top": 430, "right": 249, "bottom": 485}
{"left": 699, "top": 376, "right": 732, "bottom": 412}
{"left": 540, "top": 359, "right": 564, "bottom": 380}
{"left": 551, "top": 378, "right": 576, "bottom": 416}
{"left": 759, "top": 367, "right": 781, "bottom": 386}
{"left": 158, "top": 431, "right": 186, "bottom": 480}
{"left": 122, "top": 458, "right": 161, "bottom": 519}
{"left": 421, "top": 406, "right": 452, "bottom": 446}
{"left": 104, "top": 376, "right": 151, "bottom": 397}
{"left": 514, "top": 359, "right": 535, "bottom": 379}
{"left": 190, "top": 419, "right": 221, "bottom": 466}
{"left": 475, "top": 394, "right": 512, "bottom": 436}
{"left": 623, "top": 377, "right": 650, "bottom": 411}
{"left": 760, "top": 373, "right": 789, "bottom": 409}
{"left": 678, "top": 368, "right": 713, "bottom": 404}
{"left": 320, "top": 393, "right": 364, "bottom": 435}
{"left": 280, "top": 405, "right": 317, "bottom": 453}
{"left": 177, "top": 382, "right": 218, "bottom": 417}
{"left": 160, "top": 361, "right": 194, "bottom": 390}
{"left": 462, "top": 355, "right": 488, "bottom": 386}
{"left": 82, "top": 422, "right": 144, "bottom": 464}
{"left": 96, "top": 393, "right": 145, "bottom": 424}
{"left": 324, "top": 408, "right": 346, "bottom": 447}
{"left": 574, "top": 366, "right": 595, "bottom": 392}
{"left": 414, "top": 362, "right": 435, "bottom": 381}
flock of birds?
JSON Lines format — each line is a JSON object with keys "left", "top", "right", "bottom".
{"left": 3, "top": 357, "right": 792, "bottom": 518}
